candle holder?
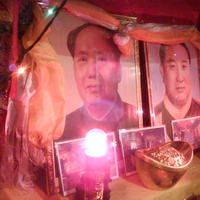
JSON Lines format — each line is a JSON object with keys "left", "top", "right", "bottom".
{"left": 75, "top": 155, "right": 111, "bottom": 200}
{"left": 74, "top": 129, "right": 112, "bottom": 200}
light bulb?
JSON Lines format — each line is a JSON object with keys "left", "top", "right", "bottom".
{"left": 85, "top": 129, "right": 107, "bottom": 157}
{"left": 17, "top": 67, "right": 25, "bottom": 74}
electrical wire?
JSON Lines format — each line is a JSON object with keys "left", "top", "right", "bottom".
{"left": 16, "top": 0, "right": 69, "bottom": 66}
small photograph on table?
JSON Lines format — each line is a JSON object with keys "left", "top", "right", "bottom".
{"left": 119, "top": 126, "right": 166, "bottom": 176}
{"left": 55, "top": 138, "right": 86, "bottom": 196}
{"left": 171, "top": 116, "right": 200, "bottom": 150}
{"left": 55, "top": 132, "right": 118, "bottom": 196}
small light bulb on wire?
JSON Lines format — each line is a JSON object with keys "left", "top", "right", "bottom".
{"left": 46, "top": 6, "right": 56, "bottom": 18}
{"left": 15, "top": 0, "right": 68, "bottom": 67}
{"left": 17, "top": 67, "right": 26, "bottom": 74}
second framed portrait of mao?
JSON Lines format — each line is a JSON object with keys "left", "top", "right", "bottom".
{"left": 144, "top": 41, "right": 200, "bottom": 141}
{"left": 48, "top": 13, "right": 143, "bottom": 140}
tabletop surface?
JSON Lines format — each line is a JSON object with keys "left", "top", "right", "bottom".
{"left": 1, "top": 153, "right": 200, "bottom": 200}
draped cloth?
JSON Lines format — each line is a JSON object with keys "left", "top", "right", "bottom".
{"left": 1, "top": 1, "right": 65, "bottom": 188}
{"left": 6, "top": 2, "right": 66, "bottom": 149}
{"left": 58, "top": 0, "right": 200, "bottom": 56}
{"left": 21, "top": 3, "right": 66, "bottom": 148}
{"left": 113, "top": 23, "right": 200, "bottom": 56}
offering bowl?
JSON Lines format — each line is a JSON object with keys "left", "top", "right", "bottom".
{"left": 135, "top": 141, "right": 193, "bottom": 190}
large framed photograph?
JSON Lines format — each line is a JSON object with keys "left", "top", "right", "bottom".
{"left": 54, "top": 132, "right": 119, "bottom": 196}
{"left": 171, "top": 116, "right": 200, "bottom": 150}
{"left": 48, "top": 12, "right": 143, "bottom": 141}
{"left": 119, "top": 126, "right": 166, "bottom": 176}
{"left": 144, "top": 41, "right": 200, "bottom": 141}
{"left": 43, "top": 8, "right": 143, "bottom": 195}
{"left": 46, "top": 11, "right": 143, "bottom": 195}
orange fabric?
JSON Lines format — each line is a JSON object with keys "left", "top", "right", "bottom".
{"left": 127, "top": 23, "right": 195, "bottom": 44}
{"left": 57, "top": 0, "right": 200, "bottom": 56}
{"left": 190, "top": 28, "right": 200, "bottom": 49}
{"left": 114, "top": 23, "right": 200, "bottom": 56}
{"left": 113, "top": 32, "right": 134, "bottom": 57}
{"left": 20, "top": 3, "right": 66, "bottom": 148}
{"left": 117, "top": 38, "right": 134, "bottom": 57}
{"left": 49, "top": 0, "right": 200, "bottom": 56}
{"left": 61, "top": 0, "right": 120, "bottom": 30}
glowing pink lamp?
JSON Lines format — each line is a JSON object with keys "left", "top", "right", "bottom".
{"left": 75, "top": 129, "right": 111, "bottom": 200}
{"left": 85, "top": 129, "right": 107, "bottom": 157}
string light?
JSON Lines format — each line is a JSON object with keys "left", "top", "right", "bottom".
{"left": 15, "top": 0, "right": 68, "bottom": 66}
{"left": 17, "top": 67, "right": 26, "bottom": 74}
{"left": 45, "top": 6, "right": 56, "bottom": 18}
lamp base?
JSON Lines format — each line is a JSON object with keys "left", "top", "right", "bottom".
{"left": 74, "top": 172, "right": 111, "bottom": 200}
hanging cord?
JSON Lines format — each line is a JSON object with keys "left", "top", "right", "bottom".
{"left": 16, "top": 0, "right": 69, "bottom": 66}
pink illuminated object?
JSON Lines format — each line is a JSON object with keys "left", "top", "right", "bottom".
{"left": 75, "top": 129, "right": 110, "bottom": 200}
{"left": 85, "top": 129, "right": 107, "bottom": 157}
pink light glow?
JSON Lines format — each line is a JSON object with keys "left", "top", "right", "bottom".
{"left": 85, "top": 129, "right": 107, "bottom": 157}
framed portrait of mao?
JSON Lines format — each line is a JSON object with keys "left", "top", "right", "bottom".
{"left": 44, "top": 9, "right": 143, "bottom": 195}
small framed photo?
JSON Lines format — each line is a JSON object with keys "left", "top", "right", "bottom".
{"left": 171, "top": 116, "right": 200, "bottom": 150}
{"left": 54, "top": 132, "right": 118, "bottom": 196}
{"left": 55, "top": 138, "right": 85, "bottom": 196}
{"left": 119, "top": 126, "right": 166, "bottom": 176}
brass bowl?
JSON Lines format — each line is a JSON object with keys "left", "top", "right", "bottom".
{"left": 135, "top": 141, "right": 193, "bottom": 190}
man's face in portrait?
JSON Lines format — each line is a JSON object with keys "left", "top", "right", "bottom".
{"left": 160, "top": 44, "right": 191, "bottom": 106}
{"left": 73, "top": 26, "right": 121, "bottom": 106}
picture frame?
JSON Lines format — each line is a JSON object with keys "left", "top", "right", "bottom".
{"left": 119, "top": 126, "right": 167, "bottom": 176}
{"left": 48, "top": 12, "right": 143, "bottom": 129}
{"left": 43, "top": 11, "right": 142, "bottom": 195}
{"left": 55, "top": 138, "right": 85, "bottom": 196}
{"left": 54, "top": 132, "right": 119, "bottom": 196}
{"left": 171, "top": 116, "right": 200, "bottom": 150}
{"left": 144, "top": 41, "right": 200, "bottom": 141}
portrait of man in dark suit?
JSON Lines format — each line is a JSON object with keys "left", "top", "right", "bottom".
{"left": 59, "top": 23, "right": 139, "bottom": 141}
{"left": 154, "top": 43, "right": 200, "bottom": 140}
